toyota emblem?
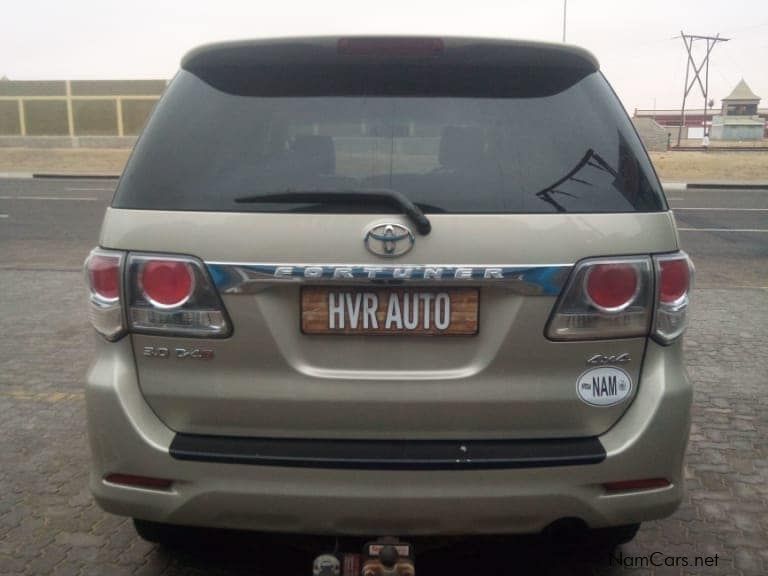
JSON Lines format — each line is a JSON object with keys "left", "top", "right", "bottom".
{"left": 364, "top": 223, "right": 415, "bottom": 258}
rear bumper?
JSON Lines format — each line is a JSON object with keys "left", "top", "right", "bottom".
{"left": 86, "top": 337, "right": 691, "bottom": 535}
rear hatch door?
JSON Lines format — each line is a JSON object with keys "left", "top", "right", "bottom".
{"left": 106, "top": 37, "right": 675, "bottom": 439}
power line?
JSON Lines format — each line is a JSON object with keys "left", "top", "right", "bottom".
{"left": 562, "top": 0, "right": 567, "bottom": 42}
{"left": 674, "top": 31, "right": 729, "bottom": 146}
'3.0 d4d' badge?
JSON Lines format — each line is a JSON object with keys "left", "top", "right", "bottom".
{"left": 364, "top": 223, "right": 415, "bottom": 258}
{"left": 576, "top": 366, "right": 632, "bottom": 407}
{"left": 142, "top": 346, "right": 214, "bottom": 360}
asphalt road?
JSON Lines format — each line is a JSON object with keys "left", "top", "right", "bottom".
{"left": 1, "top": 178, "right": 767, "bottom": 575}
{"left": 0, "top": 179, "right": 113, "bottom": 270}
{"left": 668, "top": 189, "right": 768, "bottom": 288}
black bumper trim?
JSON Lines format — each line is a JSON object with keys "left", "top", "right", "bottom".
{"left": 169, "top": 434, "right": 606, "bottom": 470}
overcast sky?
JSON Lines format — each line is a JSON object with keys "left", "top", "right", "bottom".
{"left": 2, "top": 0, "right": 766, "bottom": 112}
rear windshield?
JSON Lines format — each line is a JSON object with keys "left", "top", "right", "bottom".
{"left": 114, "top": 70, "right": 665, "bottom": 214}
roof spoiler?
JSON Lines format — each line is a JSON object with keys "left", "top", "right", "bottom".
{"left": 182, "top": 36, "right": 599, "bottom": 74}
{"left": 181, "top": 37, "right": 599, "bottom": 98}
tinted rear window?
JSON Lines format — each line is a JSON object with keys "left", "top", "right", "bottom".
{"left": 114, "top": 70, "right": 665, "bottom": 214}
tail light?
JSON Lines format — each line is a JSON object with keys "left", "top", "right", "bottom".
{"left": 85, "top": 249, "right": 125, "bottom": 341}
{"left": 547, "top": 252, "right": 693, "bottom": 344}
{"left": 127, "top": 254, "right": 230, "bottom": 337}
{"left": 85, "top": 249, "right": 231, "bottom": 339}
{"left": 547, "top": 257, "right": 653, "bottom": 340}
{"left": 652, "top": 252, "right": 694, "bottom": 344}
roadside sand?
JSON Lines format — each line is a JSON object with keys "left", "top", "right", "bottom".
{"left": 648, "top": 151, "right": 768, "bottom": 182}
{"left": 0, "top": 148, "right": 130, "bottom": 175}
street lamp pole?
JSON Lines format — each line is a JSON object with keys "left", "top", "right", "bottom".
{"left": 562, "top": 0, "right": 568, "bottom": 42}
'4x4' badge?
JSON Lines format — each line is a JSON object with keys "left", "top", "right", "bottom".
{"left": 586, "top": 352, "right": 631, "bottom": 365}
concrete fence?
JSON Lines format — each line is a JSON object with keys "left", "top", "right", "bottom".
{"left": 631, "top": 117, "right": 671, "bottom": 152}
{"left": 0, "top": 79, "right": 165, "bottom": 143}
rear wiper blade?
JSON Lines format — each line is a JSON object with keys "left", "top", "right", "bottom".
{"left": 234, "top": 189, "right": 432, "bottom": 235}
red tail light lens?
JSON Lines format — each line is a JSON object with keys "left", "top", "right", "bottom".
{"left": 652, "top": 252, "right": 694, "bottom": 344}
{"left": 140, "top": 260, "right": 194, "bottom": 308}
{"left": 87, "top": 253, "right": 121, "bottom": 302}
{"left": 585, "top": 264, "right": 639, "bottom": 312}
{"left": 658, "top": 258, "right": 690, "bottom": 304}
{"left": 85, "top": 249, "right": 125, "bottom": 341}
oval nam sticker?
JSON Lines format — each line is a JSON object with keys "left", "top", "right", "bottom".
{"left": 576, "top": 366, "right": 633, "bottom": 407}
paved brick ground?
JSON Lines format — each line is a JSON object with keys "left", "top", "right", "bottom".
{"left": 0, "top": 271, "right": 766, "bottom": 575}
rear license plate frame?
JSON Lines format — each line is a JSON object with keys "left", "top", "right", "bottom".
{"left": 301, "top": 286, "right": 480, "bottom": 336}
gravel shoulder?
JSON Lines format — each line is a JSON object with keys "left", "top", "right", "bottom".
{"left": 649, "top": 151, "right": 768, "bottom": 183}
{"left": 0, "top": 148, "right": 130, "bottom": 175}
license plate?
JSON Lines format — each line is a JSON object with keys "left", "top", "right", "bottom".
{"left": 301, "top": 287, "right": 479, "bottom": 335}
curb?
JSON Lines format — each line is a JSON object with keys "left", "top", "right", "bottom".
{"left": 686, "top": 182, "right": 768, "bottom": 190}
{"left": 33, "top": 173, "right": 119, "bottom": 180}
{"left": 0, "top": 172, "right": 119, "bottom": 180}
{"left": 663, "top": 182, "right": 768, "bottom": 191}
{"left": 0, "top": 172, "right": 33, "bottom": 179}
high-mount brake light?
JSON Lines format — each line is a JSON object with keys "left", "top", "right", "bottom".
{"left": 546, "top": 256, "right": 653, "bottom": 341}
{"left": 127, "top": 254, "right": 231, "bottom": 338}
{"left": 84, "top": 249, "right": 126, "bottom": 341}
{"left": 652, "top": 252, "right": 694, "bottom": 344}
{"left": 337, "top": 37, "right": 444, "bottom": 56}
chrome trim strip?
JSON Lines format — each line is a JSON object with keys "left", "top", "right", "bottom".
{"left": 206, "top": 263, "right": 572, "bottom": 296}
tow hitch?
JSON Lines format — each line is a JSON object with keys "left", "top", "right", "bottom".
{"left": 312, "top": 538, "right": 415, "bottom": 576}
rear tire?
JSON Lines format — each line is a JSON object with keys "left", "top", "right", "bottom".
{"left": 133, "top": 519, "right": 186, "bottom": 546}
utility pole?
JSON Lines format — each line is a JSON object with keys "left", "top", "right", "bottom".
{"left": 562, "top": 0, "right": 568, "bottom": 42}
{"left": 675, "top": 31, "right": 729, "bottom": 146}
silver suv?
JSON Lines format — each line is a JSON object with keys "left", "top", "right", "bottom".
{"left": 84, "top": 37, "right": 693, "bottom": 549}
